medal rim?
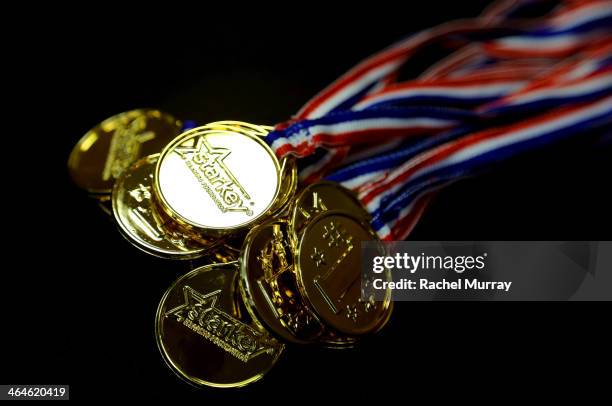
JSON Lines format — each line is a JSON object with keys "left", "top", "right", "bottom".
{"left": 155, "top": 261, "right": 285, "bottom": 388}
{"left": 270, "top": 157, "right": 298, "bottom": 216}
{"left": 207, "top": 121, "right": 274, "bottom": 136}
{"left": 289, "top": 181, "right": 370, "bottom": 238}
{"left": 239, "top": 218, "right": 324, "bottom": 345}
{"left": 154, "top": 124, "right": 282, "bottom": 236}
{"left": 111, "top": 154, "right": 209, "bottom": 260}
{"left": 209, "top": 122, "right": 294, "bottom": 215}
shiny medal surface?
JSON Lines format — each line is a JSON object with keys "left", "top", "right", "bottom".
{"left": 68, "top": 109, "right": 182, "bottom": 194}
{"left": 207, "top": 121, "right": 273, "bottom": 137}
{"left": 209, "top": 121, "right": 296, "bottom": 215}
{"left": 155, "top": 123, "right": 281, "bottom": 237}
{"left": 156, "top": 261, "right": 284, "bottom": 388}
{"left": 240, "top": 219, "right": 324, "bottom": 344}
{"left": 295, "top": 210, "right": 392, "bottom": 336}
{"left": 291, "top": 181, "right": 370, "bottom": 237}
{"left": 270, "top": 157, "right": 298, "bottom": 215}
{"left": 208, "top": 244, "right": 241, "bottom": 264}
{"left": 112, "top": 154, "right": 213, "bottom": 259}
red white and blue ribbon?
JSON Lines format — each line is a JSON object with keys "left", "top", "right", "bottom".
{"left": 266, "top": 0, "right": 612, "bottom": 240}
{"left": 356, "top": 96, "right": 612, "bottom": 239}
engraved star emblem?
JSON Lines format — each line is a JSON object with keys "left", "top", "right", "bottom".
{"left": 310, "top": 247, "right": 327, "bottom": 268}
{"left": 173, "top": 136, "right": 251, "bottom": 201}
{"left": 164, "top": 286, "right": 220, "bottom": 323}
{"left": 174, "top": 136, "right": 231, "bottom": 166}
{"left": 322, "top": 221, "right": 346, "bottom": 248}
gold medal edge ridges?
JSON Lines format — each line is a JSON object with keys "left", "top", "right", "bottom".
{"left": 111, "top": 154, "right": 207, "bottom": 260}
{"left": 289, "top": 181, "right": 371, "bottom": 239}
{"left": 239, "top": 219, "right": 320, "bottom": 345}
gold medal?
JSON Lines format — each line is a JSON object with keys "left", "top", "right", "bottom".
{"left": 68, "top": 109, "right": 182, "bottom": 194}
{"left": 295, "top": 211, "right": 392, "bottom": 336}
{"left": 156, "top": 261, "right": 284, "bottom": 388}
{"left": 112, "top": 154, "right": 215, "bottom": 259}
{"left": 154, "top": 122, "right": 281, "bottom": 237}
{"left": 240, "top": 219, "right": 324, "bottom": 344}
{"left": 291, "top": 181, "right": 370, "bottom": 237}
{"left": 74, "top": 109, "right": 396, "bottom": 388}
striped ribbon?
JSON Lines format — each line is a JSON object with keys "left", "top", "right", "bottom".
{"left": 265, "top": 0, "right": 612, "bottom": 240}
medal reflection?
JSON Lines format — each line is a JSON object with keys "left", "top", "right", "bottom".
{"left": 69, "top": 115, "right": 394, "bottom": 389}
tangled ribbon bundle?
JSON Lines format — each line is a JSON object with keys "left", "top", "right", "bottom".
{"left": 266, "top": 0, "right": 612, "bottom": 240}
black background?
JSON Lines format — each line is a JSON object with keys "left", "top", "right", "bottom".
{"left": 3, "top": 1, "right": 610, "bottom": 401}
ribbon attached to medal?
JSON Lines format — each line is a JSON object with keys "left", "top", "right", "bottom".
{"left": 266, "top": 0, "right": 612, "bottom": 240}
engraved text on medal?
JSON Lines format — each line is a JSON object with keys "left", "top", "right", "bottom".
{"left": 175, "top": 137, "right": 254, "bottom": 216}
{"left": 165, "top": 286, "right": 280, "bottom": 362}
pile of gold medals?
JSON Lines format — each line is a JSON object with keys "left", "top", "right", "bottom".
{"left": 68, "top": 109, "right": 393, "bottom": 388}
